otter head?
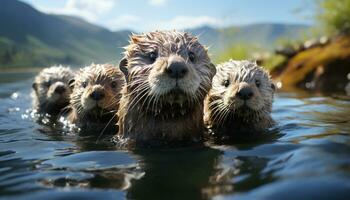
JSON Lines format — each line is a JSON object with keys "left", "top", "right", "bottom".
{"left": 119, "top": 31, "right": 216, "bottom": 114}
{"left": 32, "top": 66, "right": 74, "bottom": 114}
{"left": 70, "top": 64, "right": 124, "bottom": 119}
{"left": 210, "top": 60, "right": 275, "bottom": 122}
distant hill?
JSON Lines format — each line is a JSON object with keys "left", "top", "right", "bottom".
{"left": 0, "top": 0, "right": 309, "bottom": 68}
{"left": 0, "top": 0, "right": 130, "bottom": 67}
{"left": 190, "top": 23, "right": 309, "bottom": 52}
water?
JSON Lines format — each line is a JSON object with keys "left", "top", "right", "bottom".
{"left": 0, "top": 70, "right": 350, "bottom": 200}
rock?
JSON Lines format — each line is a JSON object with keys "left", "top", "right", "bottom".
{"left": 273, "top": 36, "right": 350, "bottom": 94}
{"left": 275, "top": 45, "right": 298, "bottom": 58}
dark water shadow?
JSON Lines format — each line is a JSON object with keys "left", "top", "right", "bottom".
{"left": 126, "top": 147, "right": 222, "bottom": 200}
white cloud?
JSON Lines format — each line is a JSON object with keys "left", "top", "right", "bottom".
{"left": 36, "top": 0, "right": 116, "bottom": 23}
{"left": 107, "top": 15, "right": 141, "bottom": 30}
{"left": 152, "top": 16, "right": 224, "bottom": 30}
{"left": 66, "top": 0, "right": 115, "bottom": 14}
{"left": 148, "top": 0, "right": 167, "bottom": 6}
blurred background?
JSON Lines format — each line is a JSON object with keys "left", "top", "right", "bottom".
{"left": 1, "top": 2, "right": 350, "bottom": 199}
{"left": 0, "top": 0, "right": 349, "bottom": 94}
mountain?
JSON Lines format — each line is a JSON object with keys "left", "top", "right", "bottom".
{"left": 0, "top": 0, "right": 130, "bottom": 67}
{"left": 0, "top": 0, "right": 309, "bottom": 68}
{"left": 190, "top": 23, "right": 309, "bottom": 52}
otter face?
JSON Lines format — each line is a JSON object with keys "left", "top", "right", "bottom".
{"left": 33, "top": 66, "right": 74, "bottom": 112}
{"left": 210, "top": 60, "right": 275, "bottom": 115}
{"left": 120, "top": 31, "right": 216, "bottom": 111}
{"left": 70, "top": 64, "right": 123, "bottom": 116}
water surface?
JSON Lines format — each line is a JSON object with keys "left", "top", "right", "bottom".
{"left": 0, "top": 70, "right": 349, "bottom": 200}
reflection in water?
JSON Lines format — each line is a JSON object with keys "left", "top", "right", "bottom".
{"left": 0, "top": 71, "right": 350, "bottom": 200}
{"left": 221, "top": 176, "right": 350, "bottom": 200}
{"left": 127, "top": 147, "right": 222, "bottom": 200}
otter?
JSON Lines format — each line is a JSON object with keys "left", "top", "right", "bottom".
{"left": 117, "top": 30, "right": 216, "bottom": 147}
{"left": 68, "top": 64, "right": 124, "bottom": 133}
{"left": 32, "top": 66, "right": 74, "bottom": 116}
{"left": 204, "top": 60, "right": 275, "bottom": 138}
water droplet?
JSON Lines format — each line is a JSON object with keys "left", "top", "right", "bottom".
{"left": 8, "top": 107, "right": 20, "bottom": 113}
{"left": 305, "top": 82, "right": 315, "bottom": 89}
{"left": 276, "top": 81, "right": 282, "bottom": 89}
{"left": 11, "top": 92, "right": 19, "bottom": 100}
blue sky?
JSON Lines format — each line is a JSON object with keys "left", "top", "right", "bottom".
{"left": 21, "top": 0, "right": 315, "bottom": 32}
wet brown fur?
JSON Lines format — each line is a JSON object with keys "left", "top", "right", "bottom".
{"left": 68, "top": 64, "right": 124, "bottom": 133}
{"left": 204, "top": 60, "right": 275, "bottom": 138}
{"left": 32, "top": 66, "right": 74, "bottom": 116}
{"left": 117, "top": 30, "right": 216, "bottom": 146}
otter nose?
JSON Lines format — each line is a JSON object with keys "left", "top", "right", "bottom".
{"left": 54, "top": 85, "right": 66, "bottom": 94}
{"left": 237, "top": 87, "right": 253, "bottom": 100}
{"left": 90, "top": 90, "right": 105, "bottom": 101}
{"left": 166, "top": 61, "right": 188, "bottom": 79}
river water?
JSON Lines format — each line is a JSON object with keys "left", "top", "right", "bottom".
{"left": 0, "top": 70, "right": 349, "bottom": 200}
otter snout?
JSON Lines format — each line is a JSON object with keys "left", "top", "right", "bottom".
{"left": 54, "top": 83, "right": 66, "bottom": 94}
{"left": 237, "top": 85, "right": 254, "bottom": 100}
{"left": 89, "top": 86, "right": 105, "bottom": 101}
{"left": 51, "top": 82, "right": 67, "bottom": 95}
{"left": 47, "top": 82, "right": 69, "bottom": 102}
{"left": 166, "top": 56, "right": 188, "bottom": 79}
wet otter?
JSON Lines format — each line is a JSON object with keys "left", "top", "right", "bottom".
{"left": 68, "top": 64, "right": 124, "bottom": 133}
{"left": 204, "top": 60, "right": 275, "bottom": 138}
{"left": 32, "top": 66, "right": 74, "bottom": 116}
{"left": 117, "top": 30, "right": 216, "bottom": 147}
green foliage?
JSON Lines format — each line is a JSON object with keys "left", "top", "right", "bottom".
{"left": 214, "top": 43, "right": 254, "bottom": 64}
{"left": 262, "top": 54, "right": 286, "bottom": 70}
{"left": 0, "top": 36, "right": 81, "bottom": 67}
{"left": 316, "top": 0, "right": 350, "bottom": 34}
{"left": 0, "top": 0, "right": 130, "bottom": 68}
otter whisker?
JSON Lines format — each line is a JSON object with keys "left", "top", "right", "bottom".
{"left": 220, "top": 106, "right": 232, "bottom": 126}
{"left": 124, "top": 82, "right": 149, "bottom": 98}
{"left": 206, "top": 59, "right": 275, "bottom": 136}
{"left": 151, "top": 94, "right": 160, "bottom": 115}
{"left": 96, "top": 113, "right": 117, "bottom": 143}
{"left": 117, "top": 30, "right": 216, "bottom": 146}
{"left": 144, "top": 93, "right": 156, "bottom": 113}
{"left": 124, "top": 82, "right": 148, "bottom": 100}
{"left": 104, "top": 94, "right": 121, "bottom": 109}
{"left": 128, "top": 87, "right": 150, "bottom": 111}
{"left": 215, "top": 105, "right": 228, "bottom": 127}
{"left": 211, "top": 102, "right": 230, "bottom": 126}
{"left": 66, "top": 64, "right": 124, "bottom": 134}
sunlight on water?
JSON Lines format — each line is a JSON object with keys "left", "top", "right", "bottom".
{"left": 0, "top": 72, "right": 350, "bottom": 200}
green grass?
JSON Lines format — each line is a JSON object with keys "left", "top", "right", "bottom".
{"left": 214, "top": 43, "right": 258, "bottom": 64}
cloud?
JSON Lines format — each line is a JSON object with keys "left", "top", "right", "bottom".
{"left": 107, "top": 15, "right": 141, "bottom": 30}
{"left": 36, "top": 0, "right": 116, "bottom": 23}
{"left": 152, "top": 16, "right": 224, "bottom": 30}
{"left": 66, "top": 0, "right": 115, "bottom": 14}
{"left": 148, "top": 0, "right": 167, "bottom": 6}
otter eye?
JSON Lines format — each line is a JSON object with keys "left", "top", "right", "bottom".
{"left": 43, "top": 80, "right": 51, "bottom": 87}
{"left": 148, "top": 51, "right": 157, "bottom": 63}
{"left": 111, "top": 81, "right": 117, "bottom": 89}
{"left": 188, "top": 51, "right": 196, "bottom": 63}
{"left": 82, "top": 81, "right": 88, "bottom": 88}
{"left": 223, "top": 80, "right": 230, "bottom": 87}
{"left": 271, "top": 83, "right": 276, "bottom": 91}
{"left": 255, "top": 80, "right": 261, "bottom": 87}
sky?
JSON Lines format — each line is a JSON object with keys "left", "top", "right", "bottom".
{"left": 21, "top": 0, "right": 315, "bottom": 32}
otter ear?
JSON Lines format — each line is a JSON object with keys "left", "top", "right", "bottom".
{"left": 32, "top": 83, "right": 37, "bottom": 91}
{"left": 204, "top": 46, "right": 209, "bottom": 53}
{"left": 130, "top": 34, "right": 143, "bottom": 44}
{"left": 209, "top": 63, "right": 217, "bottom": 77}
{"left": 119, "top": 56, "right": 129, "bottom": 80}
{"left": 68, "top": 79, "right": 75, "bottom": 89}
{"left": 248, "top": 59, "right": 258, "bottom": 65}
{"left": 271, "top": 83, "right": 276, "bottom": 92}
